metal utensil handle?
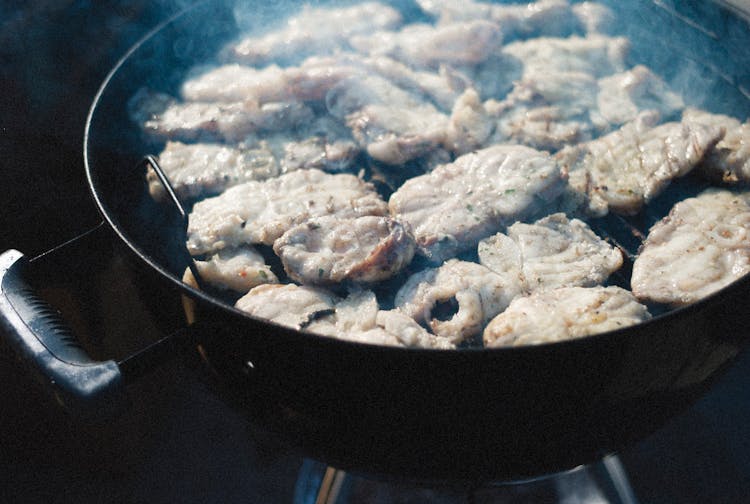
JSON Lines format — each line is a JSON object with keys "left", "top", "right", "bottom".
{"left": 0, "top": 237, "right": 125, "bottom": 420}
{"left": 139, "top": 155, "right": 206, "bottom": 290}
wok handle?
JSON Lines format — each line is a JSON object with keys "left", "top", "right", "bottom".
{"left": 0, "top": 242, "right": 126, "bottom": 420}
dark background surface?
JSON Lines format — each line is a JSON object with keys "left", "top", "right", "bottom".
{"left": 1, "top": 1, "right": 750, "bottom": 502}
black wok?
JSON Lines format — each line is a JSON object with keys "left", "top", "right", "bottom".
{"left": 2, "top": 0, "right": 750, "bottom": 484}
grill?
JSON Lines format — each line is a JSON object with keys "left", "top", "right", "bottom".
{"left": 4, "top": 4, "right": 741, "bottom": 502}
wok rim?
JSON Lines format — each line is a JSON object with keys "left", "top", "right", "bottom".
{"left": 82, "top": 0, "right": 750, "bottom": 356}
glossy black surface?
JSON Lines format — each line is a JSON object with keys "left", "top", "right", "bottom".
{"left": 79, "top": 0, "right": 750, "bottom": 482}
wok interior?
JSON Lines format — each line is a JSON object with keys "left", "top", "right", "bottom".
{"left": 86, "top": 0, "right": 750, "bottom": 343}
{"left": 81, "top": 0, "right": 750, "bottom": 481}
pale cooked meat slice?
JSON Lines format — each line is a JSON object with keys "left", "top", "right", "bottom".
{"left": 306, "top": 291, "right": 454, "bottom": 348}
{"left": 273, "top": 215, "right": 416, "bottom": 285}
{"left": 128, "top": 88, "right": 315, "bottom": 143}
{"left": 682, "top": 108, "right": 750, "bottom": 184}
{"left": 349, "top": 20, "right": 503, "bottom": 69}
{"left": 571, "top": 2, "right": 616, "bottom": 34}
{"left": 373, "top": 310, "right": 455, "bottom": 349}
{"left": 324, "top": 289, "right": 380, "bottom": 335}
{"left": 556, "top": 112, "right": 725, "bottom": 216}
{"left": 457, "top": 53, "right": 523, "bottom": 101}
{"left": 478, "top": 213, "right": 623, "bottom": 292}
{"left": 147, "top": 141, "right": 278, "bottom": 202}
{"left": 389, "top": 144, "right": 566, "bottom": 262}
{"left": 268, "top": 53, "right": 469, "bottom": 111}
{"left": 596, "top": 65, "right": 684, "bottom": 127}
{"left": 186, "top": 169, "right": 388, "bottom": 255}
{"left": 631, "top": 189, "right": 750, "bottom": 306}
{"left": 235, "top": 283, "right": 339, "bottom": 331}
{"left": 181, "top": 64, "right": 289, "bottom": 103}
{"left": 327, "top": 74, "right": 450, "bottom": 165}
{"left": 354, "top": 55, "right": 470, "bottom": 111}
{"left": 394, "top": 259, "right": 524, "bottom": 343}
{"left": 502, "top": 35, "right": 629, "bottom": 78}
{"left": 483, "top": 65, "right": 682, "bottom": 152}
{"left": 226, "top": 2, "right": 402, "bottom": 65}
{"left": 280, "top": 136, "right": 360, "bottom": 174}
{"left": 444, "top": 88, "right": 495, "bottom": 155}
{"left": 186, "top": 247, "right": 278, "bottom": 293}
{"left": 180, "top": 62, "right": 362, "bottom": 104}
{"left": 483, "top": 286, "right": 651, "bottom": 347}
{"left": 417, "top": 0, "right": 583, "bottom": 39}
{"left": 486, "top": 71, "right": 601, "bottom": 151}
{"left": 238, "top": 114, "right": 360, "bottom": 174}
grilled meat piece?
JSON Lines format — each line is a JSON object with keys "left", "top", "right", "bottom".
{"left": 327, "top": 74, "right": 450, "bottom": 164}
{"left": 372, "top": 309, "right": 455, "bottom": 349}
{"left": 187, "top": 169, "right": 388, "bottom": 255}
{"left": 308, "top": 290, "right": 455, "bottom": 348}
{"left": 235, "top": 283, "right": 339, "bottom": 330}
{"left": 389, "top": 144, "right": 566, "bottom": 262}
{"left": 631, "top": 189, "right": 750, "bottom": 306}
{"left": 148, "top": 141, "right": 278, "bottom": 202}
{"left": 128, "top": 88, "right": 315, "bottom": 143}
{"left": 572, "top": 1, "right": 616, "bottom": 34}
{"left": 395, "top": 259, "right": 524, "bottom": 343}
{"left": 417, "top": 0, "right": 594, "bottom": 39}
{"left": 682, "top": 108, "right": 750, "bottom": 185}
{"left": 557, "top": 112, "right": 724, "bottom": 216}
{"left": 188, "top": 247, "right": 278, "bottom": 293}
{"left": 596, "top": 65, "right": 684, "bottom": 126}
{"left": 226, "top": 2, "right": 403, "bottom": 65}
{"left": 444, "top": 88, "right": 495, "bottom": 155}
{"left": 503, "top": 35, "right": 629, "bottom": 79}
{"left": 350, "top": 20, "right": 502, "bottom": 69}
{"left": 486, "top": 70, "right": 601, "bottom": 151}
{"left": 478, "top": 213, "right": 622, "bottom": 292}
{"left": 273, "top": 215, "right": 415, "bottom": 285}
{"left": 484, "top": 286, "right": 651, "bottom": 347}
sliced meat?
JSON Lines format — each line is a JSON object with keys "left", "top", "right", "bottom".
{"left": 350, "top": 20, "right": 503, "bottom": 69}
{"left": 187, "top": 169, "right": 388, "bottom": 255}
{"left": 457, "top": 53, "right": 523, "bottom": 101}
{"left": 556, "top": 112, "right": 725, "bottom": 216}
{"left": 394, "top": 259, "right": 524, "bottom": 343}
{"left": 502, "top": 35, "right": 629, "bottom": 79}
{"left": 316, "top": 289, "right": 380, "bottom": 336}
{"left": 683, "top": 108, "right": 750, "bottom": 184}
{"left": 235, "top": 283, "right": 338, "bottom": 331}
{"left": 478, "top": 213, "right": 623, "bottom": 292}
{"left": 389, "top": 144, "right": 566, "bottom": 262}
{"left": 483, "top": 286, "right": 651, "bottom": 347}
{"left": 373, "top": 309, "right": 455, "bottom": 349}
{"left": 301, "top": 290, "right": 455, "bottom": 348}
{"left": 273, "top": 215, "right": 415, "bottom": 285}
{"left": 226, "top": 2, "right": 403, "bottom": 65}
{"left": 128, "top": 88, "right": 315, "bottom": 143}
{"left": 148, "top": 141, "right": 278, "bottom": 201}
{"left": 444, "top": 88, "right": 495, "bottom": 155}
{"left": 327, "top": 74, "right": 450, "bottom": 164}
{"left": 483, "top": 64, "right": 681, "bottom": 152}
{"left": 486, "top": 70, "right": 601, "bottom": 151}
{"left": 572, "top": 2, "right": 616, "bottom": 34}
{"left": 280, "top": 136, "right": 359, "bottom": 174}
{"left": 188, "top": 247, "right": 278, "bottom": 293}
{"left": 418, "top": 0, "right": 586, "bottom": 39}
{"left": 238, "top": 114, "right": 360, "bottom": 174}
{"left": 596, "top": 65, "right": 684, "bottom": 127}
{"left": 342, "top": 54, "right": 470, "bottom": 111}
{"left": 181, "top": 64, "right": 288, "bottom": 103}
{"left": 631, "top": 189, "right": 750, "bottom": 306}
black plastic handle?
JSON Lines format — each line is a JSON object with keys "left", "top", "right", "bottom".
{"left": 0, "top": 248, "right": 126, "bottom": 420}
